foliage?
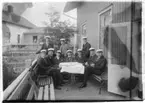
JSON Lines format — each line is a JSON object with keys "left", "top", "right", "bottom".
{"left": 42, "top": 8, "right": 77, "bottom": 46}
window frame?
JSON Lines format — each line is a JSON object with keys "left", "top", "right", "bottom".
{"left": 17, "top": 34, "right": 20, "bottom": 44}
{"left": 98, "top": 5, "right": 112, "bottom": 49}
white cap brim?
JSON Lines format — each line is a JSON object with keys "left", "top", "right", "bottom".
{"left": 57, "top": 50, "right": 61, "bottom": 53}
{"left": 48, "top": 48, "right": 54, "bottom": 51}
{"left": 60, "top": 38, "right": 65, "bottom": 41}
{"left": 66, "top": 50, "right": 72, "bottom": 53}
{"left": 77, "top": 49, "right": 82, "bottom": 52}
{"left": 96, "top": 49, "right": 103, "bottom": 52}
{"left": 82, "top": 37, "right": 87, "bottom": 39}
{"left": 41, "top": 50, "right": 46, "bottom": 52}
{"left": 89, "top": 48, "right": 95, "bottom": 51}
{"left": 45, "top": 36, "right": 51, "bottom": 39}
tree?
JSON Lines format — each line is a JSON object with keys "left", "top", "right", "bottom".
{"left": 42, "top": 7, "right": 77, "bottom": 47}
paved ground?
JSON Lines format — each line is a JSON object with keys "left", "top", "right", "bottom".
{"left": 55, "top": 79, "right": 128, "bottom": 100}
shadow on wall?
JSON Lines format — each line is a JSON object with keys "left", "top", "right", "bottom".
{"left": 103, "top": 26, "right": 139, "bottom": 92}
{"left": 103, "top": 26, "right": 138, "bottom": 73}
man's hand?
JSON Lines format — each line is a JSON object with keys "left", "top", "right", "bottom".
{"left": 58, "top": 67, "right": 61, "bottom": 70}
{"left": 90, "top": 63, "right": 95, "bottom": 67}
{"left": 85, "top": 62, "right": 88, "bottom": 66}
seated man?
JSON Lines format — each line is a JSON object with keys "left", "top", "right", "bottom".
{"left": 79, "top": 49, "right": 107, "bottom": 88}
{"left": 54, "top": 50, "right": 64, "bottom": 65}
{"left": 75, "top": 49, "right": 85, "bottom": 82}
{"left": 75, "top": 49, "right": 85, "bottom": 64}
{"left": 37, "top": 48, "right": 63, "bottom": 89}
{"left": 62, "top": 50, "right": 75, "bottom": 81}
{"left": 65, "top": 50, "right": 75, "bottom": 62}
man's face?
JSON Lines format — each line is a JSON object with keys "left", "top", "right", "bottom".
{"left": 78, "top": 52, "right": 82, "bottom": 57}
{"left": 96, "top": 52, "right": 103, "bottom": 57}
{"left": 56, "top": 52, "right": 61, "bottom": 57}
{"left": 48, "top": 51, "right": 53, "bottom": 57}
{"left": 40, "top": 52, "right": 46, "bottom": 58}
{"left": 90, "top": 50, "right": 95, "bottom": 56}
{"left": 83, "top": 39, "right": 87, "bottom": 44}
{"left": 67, "top": 52, "right": 72, "bottom": 57}
{"left": 46, "top": 38, "right": 50, "bottom": 43}
{"left": 61, "top": 41, "right": 65, "bottom": 45}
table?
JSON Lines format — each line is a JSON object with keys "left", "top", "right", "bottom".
{"left": 59, "top": 62, "right": 85, "bottom": 83}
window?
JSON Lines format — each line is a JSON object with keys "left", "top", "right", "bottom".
{"left": 17, "top": 34, "right": 20, "bottom": 43}
{"left": 33, "top": 36, "right": 37, "bottom": 43}
{"left": 98, "top": 6, "right": 112, "bottom": 49}
{"left": 82, "top": 23, "right": 87, "bottom": 36}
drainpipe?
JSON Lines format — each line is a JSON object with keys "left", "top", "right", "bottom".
{"left": 130, "top": 1, "right": 134, "bottom": 99}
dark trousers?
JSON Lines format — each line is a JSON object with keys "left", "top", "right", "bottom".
{"left": 45, "top": 68, "right": 63, "bottom": 87}
{"left": 83, "top": 66, "right": 102, "bottom": 84}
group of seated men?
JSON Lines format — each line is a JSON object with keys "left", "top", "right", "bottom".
{"left": 36, "top": 46, "right": 107, "bottom": 89}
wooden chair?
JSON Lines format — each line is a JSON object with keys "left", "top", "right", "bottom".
{"left": 92, "top": 67, "right": 108, "bottom": 94}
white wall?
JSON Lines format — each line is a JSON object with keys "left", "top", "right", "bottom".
{"left": 23, "top": 34, "right": 42, "bottom": 44}
{"left": 77, "top": 2, "right": 111, "bottom": 49}
{"left": 5, "top": 23, "right": 30, "bottom": 44}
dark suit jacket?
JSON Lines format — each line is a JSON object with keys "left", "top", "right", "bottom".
{"left": 75, "top": 55, "right": 85, "bottom": 64}
{"left": 87, "top": 54, "right": 98, "bottom": 65}
{"left": 65, "top": 56, "right": 75, "bottom": 62}
{"left": 82, "top": 42, "right": 91, "bottom": 59}
{"left": 94, "top": 56, "right": 107, "bottom": 72}
{"left": 37, "top": 57, "right": 52, "bottom": 74}
{"left": 45, "top": 55, "right": 56, "bottom": 66}
{"left": 36, "top": 43, "right": 53, "bottom": 54}
{"left": 54, "top": 57, "right": 64, "bottom": 65}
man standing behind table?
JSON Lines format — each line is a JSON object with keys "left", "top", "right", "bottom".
{"left": 82, "top": 37, "right": 91, "bottom": 60}
{"left": 36, "top": 36, "right": 53, "bottom": 54}
{"left": 79, "top": 49, "right": 107, "bottom": 88}
{"left": 60, "top": 38, "right": 70, "bottom": 58}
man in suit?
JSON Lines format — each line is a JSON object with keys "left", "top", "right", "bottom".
{"left": 75, "top": 49, "right": 85, "bottom": 82}
{"left": 37, "top": 48, "right": 63, "bottom": 89}
{"left": 79, "top": 49, "right": 107, "bottom": 88}
{"left": 65, "top": 50, "right": 75, "bottom": 62}
{"left": 82, "top": 37, "right": 91, "bottom": 60}
{"left": 54, "top": 50, "right": 64, "bottom": 65}
{"left": 62, "top": 49, "right": 75, "bottom": 81}
{"left": 75, "top": 49, "right": 85, "bottom": 64}
{"left": 36, "top": 36, "right": 53, "bottom": 54}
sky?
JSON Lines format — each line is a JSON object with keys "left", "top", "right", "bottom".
{"left": 21, "top": 2, "right": 77, "bottom": 27}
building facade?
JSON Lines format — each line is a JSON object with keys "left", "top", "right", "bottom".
{"left": 2, "top": 4, "right": 36, "bottom": 46}
{"left": 64, "top": 1, "right": 142, "bottom": 98}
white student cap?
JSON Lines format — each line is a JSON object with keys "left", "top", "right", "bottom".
{"left": 77, "top": 49, "right": 82, "bottom": 52}
{"left": 96, "top": 49, "right": 103, "bottom": 53}
{"left": 82, "top": 37, "right": 87, "bottom": 39}
{"left": 57, "top": 50, "right": 61, "bottom": 53}
{"left": 48, "top": 48, "right": 54, "bottom": 51}
{"left": 41, "top": 49, "right": 46, "bottom": 53}
{"left": 66, "top": 49, "right": 72, "bottom": 53}
{"left": 89, "top": 48, "right": 95, "bottom": 51}
{"left": 45, "top": 36, "right": 51, "bottom": 39}
{"left": 60, "top": 38, "right": 65, "bottom": 41}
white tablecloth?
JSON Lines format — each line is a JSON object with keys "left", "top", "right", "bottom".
{"left": 59, "top": 62, "right": 85, "bottom": 74}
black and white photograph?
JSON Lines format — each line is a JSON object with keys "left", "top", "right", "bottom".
{"left": 1, "top": 0, "right": 144, "bottom": 102}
